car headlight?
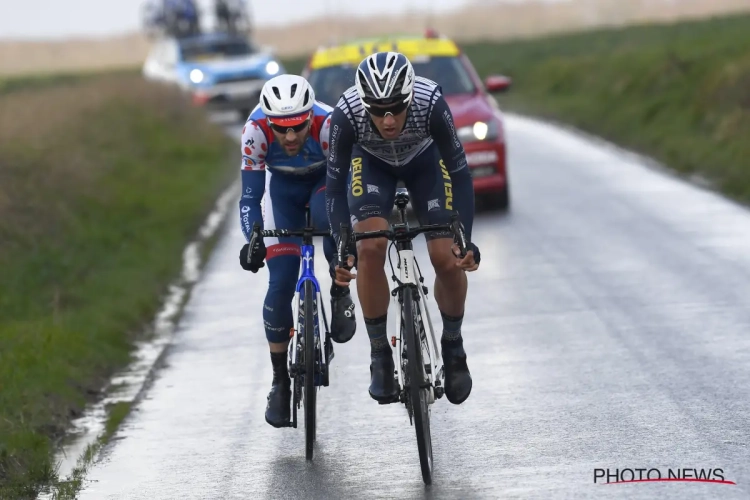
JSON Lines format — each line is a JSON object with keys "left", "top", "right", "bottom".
{"left": 189, "top": 69, "right": 204, "bottom": 84}
{"left": 265, "top": 61, "right": 280, "bottom": 75}
{"left": 457, "top": 120, "right": 498, "bottom": 142}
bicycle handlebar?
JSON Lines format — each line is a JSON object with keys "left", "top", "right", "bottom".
{"left": 249, "top": 221, "right": 331, "bottom": 239}
{"left": 259, "top": 229, "right": 331, "bottom": 238}
{"left": 247, "top": 222, "right": 330, "bottom": 265}
{"left": 336, "top": 213, "right": 470, "bottom": 266}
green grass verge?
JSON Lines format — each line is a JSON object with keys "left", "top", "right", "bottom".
{"left": 0, "top": 73, "right": 236, "bottom": 497}
{"left": 283, "top": 12, "right": 750, "bottom": 203}
{"left": 461, "top": 13, "right": 750, "bottom": 202}
{"left": 0, "top": 67, "right": 140, "bottom": 96}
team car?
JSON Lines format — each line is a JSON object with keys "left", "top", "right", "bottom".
{"left": 301, "top": 31, "right": 512, "bottom": 210}
{"left": 142, "top": 32, "right": 285, "bottom": 118}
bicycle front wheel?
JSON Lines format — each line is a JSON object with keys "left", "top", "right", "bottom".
{"left": 303, "top": 279, "right": 317, "bottom": 460}
{"left": 403, "top": 289, "right": 433, "bottom": 484}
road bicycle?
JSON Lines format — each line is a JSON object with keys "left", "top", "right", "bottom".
{"left": 249, "top": 204, "right": 334, "bottom": 461}
{"left": 337, "top": 187, "right": 469, "bottom": 484}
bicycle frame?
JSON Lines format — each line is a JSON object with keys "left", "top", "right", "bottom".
{"left": 340, "top": 190, "right": 467, "bottom": 405}
{"left": 251, "top": 209, "right": 333, "bottom": 392}
{"left": 390, "top": 232, "right": 443, "bottom": 405}
{"left": 290, "top": 242, "right": 328, "bottom": 378}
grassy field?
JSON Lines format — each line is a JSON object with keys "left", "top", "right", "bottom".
{"left": 0, "top": 73, "right": 236, "bottom": 497}
{"left": 284, "top": 13, "right": 750, "bottom": 204}
{"left": 0, "top": 68, "right": 140, "bottom": 96}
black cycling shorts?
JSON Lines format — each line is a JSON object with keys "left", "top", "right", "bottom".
{"left": 347, "top": 143, "right": 454, "bottom": 240}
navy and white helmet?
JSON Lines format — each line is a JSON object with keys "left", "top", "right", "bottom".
{"left": 355, "top": 52, "right": 416, "bottom": 109}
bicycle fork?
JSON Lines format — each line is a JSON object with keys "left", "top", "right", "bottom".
{"left": 390, "top": 251, "right": 445, "bottom": 406}
{"left": 290, "top": 287, "right": 331, "bottom": 387}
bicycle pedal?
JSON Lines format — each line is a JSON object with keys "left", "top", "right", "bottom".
{"left": 377, "top": 394, "right": 400, "bottom": 405}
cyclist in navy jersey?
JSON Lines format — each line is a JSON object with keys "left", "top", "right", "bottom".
{"left": 326, "top": 52, "right": 480, "bottom": 406}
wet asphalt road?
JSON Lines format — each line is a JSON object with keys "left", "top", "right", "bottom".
{"left": 77, "top": 114, "right": 750, "bottom": 499}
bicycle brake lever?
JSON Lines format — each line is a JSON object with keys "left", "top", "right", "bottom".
{"left": 248, "top": 222, "right": 261, "bottom": 264}
{"left": 449, "top": 214, "right": 468, "bottom": 258}
{"left": 337, "top": 223, "right": 353, "bottom": 270}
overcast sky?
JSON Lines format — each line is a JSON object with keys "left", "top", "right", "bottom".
{"left": 0, "top": 0, "right": 505, "bottom": 40}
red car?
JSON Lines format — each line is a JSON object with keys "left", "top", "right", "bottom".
{"left": 301, "top": 31, "right": 512, "bottom": 210}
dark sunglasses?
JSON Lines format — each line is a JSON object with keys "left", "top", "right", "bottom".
{"left": 367, "top": 100, "right": 409, "bottom": 117}
{"left": 267, "top": 117, "right": 311, "bottom": 134}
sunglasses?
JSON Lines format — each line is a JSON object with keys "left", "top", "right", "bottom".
{"left": 267, "top": 117, "right": 311, "bottom": 134}
{"left": 367, "top": 99, "right": 409, "bottom": 117}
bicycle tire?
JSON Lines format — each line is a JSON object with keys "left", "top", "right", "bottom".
{"left": 403, "top": 289, "right": 433, "bottom": 484}
{"left": 303, "top": 279, "right": 316, "bottom": 460}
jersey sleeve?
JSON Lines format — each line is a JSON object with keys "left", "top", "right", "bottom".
{"left": 239, "top": 120, "right": 268, "bottom": 241}
{"left": 325, "top": 105, "right": 356, "bottom": 240}
{"left": 319, "top": 112, "right": 332, "bottom": 158}
{"left": 241, "top": 119, "right": 269, "bottom": 171}
{"left": 428, "top": 93, "right": 476, "bottom": 242}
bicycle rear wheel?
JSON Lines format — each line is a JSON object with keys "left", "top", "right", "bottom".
{"left": 403, "top": 289, "right": 433, "bottom": 484}
{"left": 303, "top": 279, "right": 317, "bottom": 460}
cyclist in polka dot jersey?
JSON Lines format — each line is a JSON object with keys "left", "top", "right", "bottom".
{"left": 238, "top": 74, "right": 357, "bottom": 428}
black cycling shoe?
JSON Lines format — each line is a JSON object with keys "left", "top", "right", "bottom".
{"left": 330, "top": 284, "right": 356, "bottom": 343}
{"left": 369, "top": 350, "right": 399, "bottom": 403}
{"left": 265, "top": 376, "right": 291, "bottom": 428}
{"left": 442, "top": 337, "right": 472, "bottom": 405}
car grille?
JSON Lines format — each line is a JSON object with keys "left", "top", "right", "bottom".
{"left": 214, "top": 75, "right": 262, "bottom": 85}
{"left": 466, "top": 150, "right": 499, "bottom": 167}
{"left": 471, "top": 166, "right": 496, "bottom": 178}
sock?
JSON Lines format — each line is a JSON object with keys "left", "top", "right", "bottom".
{"left": 270, "top": 351, "right": 288, "bottom": 382}
{"left": 365, "top": 314, "right": 390, "bottom": 355}
{"left": 441, "top": 311, "right": 464, "bottom": 343}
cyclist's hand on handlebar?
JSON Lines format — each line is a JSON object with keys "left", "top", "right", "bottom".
{"left": 241, "top": 222, "right": 267, "bottom": 272}
{"left": 334, "top": 255, "right": 356, "bottom": 286}
{"left": 239, "top": 239, "right": 266, "bottom": 273}
{"left": 452, "top": 242, "right": 480, "bottom": 272}
{"left": 335, "top": 223, "right": 356, "bottom": 286}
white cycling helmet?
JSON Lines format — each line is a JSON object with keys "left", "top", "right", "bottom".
{"left": 355, "top": 52, "right": 415, "bottom": 110}
{"left": 260, "top": 74, "right": 315, "bottom": 128}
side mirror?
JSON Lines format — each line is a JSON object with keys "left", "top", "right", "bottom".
{"left": 484, "top": 75, "right": 512, "bottom": 93}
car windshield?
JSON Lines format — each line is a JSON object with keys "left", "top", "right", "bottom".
{"left": 307, "top": 56, "right": 477, "bottom": 107}
{"left": 180, "top": 39, "right": 254, "bottom": 62}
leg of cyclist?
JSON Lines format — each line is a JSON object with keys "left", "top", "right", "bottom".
{"left": 402, "top": 145, "right": 472, "bottom": 405}
{"left": 347, "top": 148, "right": 399, "bottom": 402}
{"left": 262, "top": 171, "right": 308, "bottom": 427}
{"left": 308, "top": 178, "right": 357, "bottom": 343}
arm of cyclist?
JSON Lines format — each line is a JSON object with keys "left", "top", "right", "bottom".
{"left": 238, "top": 120, "right": 268, "bottom": 272}
{"left": 325, "top": 106, "right": 358, "bottom": 285}
{"left": 429, "top": 93, "right": 480, "bottom": 270}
